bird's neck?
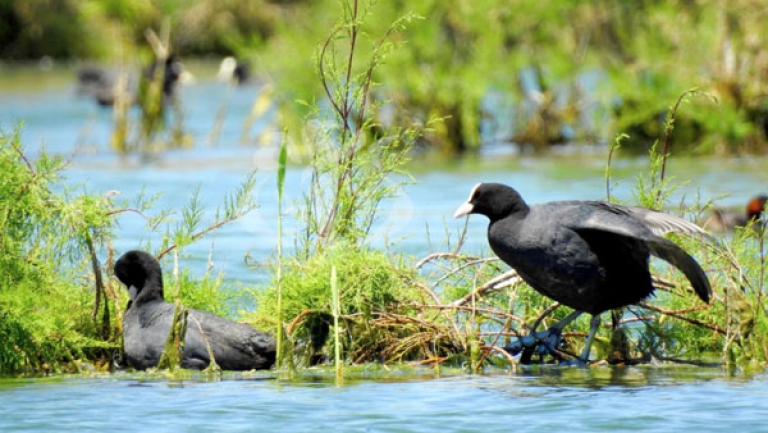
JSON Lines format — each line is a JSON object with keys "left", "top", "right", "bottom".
{"left": 134, "top": 272, "right": 165, "bottom": 305}
{"left": 488, "top": 204, "right": 529, "bottom": 224}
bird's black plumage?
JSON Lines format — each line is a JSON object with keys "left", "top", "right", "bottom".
{"left": 455, "top": 183, "right": 712, "bottom": 362}
{"left": 114, "top": 250, "right": 276, "bottom": 371}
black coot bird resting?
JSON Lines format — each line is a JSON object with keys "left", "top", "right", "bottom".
{"left": 454, "top": 183, "right": 712, "bottom": 364}
{"left": 114, "top": 250, "right": 276, "bottom": 371}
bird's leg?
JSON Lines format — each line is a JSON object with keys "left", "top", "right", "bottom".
{"left": 577, "top": 315, "right": 602, "bottom": 363}
{"left": 554, "top": 314, "right": 602, "bottom": 366}
{"left": 504, "top": 310, "right": 584, "bottom": 355}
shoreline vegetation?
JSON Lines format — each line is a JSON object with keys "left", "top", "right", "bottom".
{"left": 1, "top": 0, "right": 768, "bottom": 156}
{"left": 2, "top": 1, "right": 768, "bottom": 378}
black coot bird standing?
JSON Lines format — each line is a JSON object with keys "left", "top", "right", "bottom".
{"left": 454, "top": 183, "right": 712, "bottom": 363}
{"left": 114, "top": 250, "right": 276, "bottom": 371}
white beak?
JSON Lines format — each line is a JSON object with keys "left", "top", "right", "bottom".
{"left": 454, "top": 202, "right": 474, "bottom": 218}
{"left": 128, "top": 285, "right": 139, "bottom": 301}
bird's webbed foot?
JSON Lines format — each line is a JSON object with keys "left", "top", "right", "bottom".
{"left": 503, "top": 327, "right": 564, "bottom": 357}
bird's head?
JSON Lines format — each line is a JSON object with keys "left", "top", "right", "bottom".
{"left": 454, "top": 183, "right": 529, "bottom": 222}
{"left": 114, "top": 250, "right": 164, "bottom": 305}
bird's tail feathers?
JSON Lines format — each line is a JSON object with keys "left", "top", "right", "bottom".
{"left": 649, "top": 238, "right": 712, "bottom": 303}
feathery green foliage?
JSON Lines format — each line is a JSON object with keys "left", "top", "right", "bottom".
{"left": 0, "top": 128, "right": 118, "bottom": 374}
{"left": 293, "top": 0, "right": 420, "bottom": 255}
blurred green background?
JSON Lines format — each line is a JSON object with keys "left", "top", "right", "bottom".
{"left": 1, "top": 0, "right": 766, "bottom": 155}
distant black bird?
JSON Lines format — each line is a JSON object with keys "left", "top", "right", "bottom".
{"left": 76, "top": 64, "right": 111, "bottom": 91}
{"left": 144, "top": 55, "right": 183, "bottom": 98}
{"left": 114, "top": 250, "right": 276, "bottom": 371}
{"left": 76, "top": 56, "right": 183, "bottom": 107}
{"left": 75, "top": 63, "right": 126, "bottom": 106}
{"left": 455, "top": 183, "right": 712, "bottom": 363}
{"left": 704, "top": 195, "right": 768, "bottom": 232}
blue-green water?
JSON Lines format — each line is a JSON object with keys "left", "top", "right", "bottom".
{"left": 1, "top": 368, "right": 766, "bottom": 432}
{"left": 2, "top": 68, "right": 768, "bottom": 431}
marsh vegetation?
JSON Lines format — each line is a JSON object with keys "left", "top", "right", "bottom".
{"left": 2, "top": 0, "right": 768, "bottom": 377}
{"left": 3, "top": 0, "right": 768, "bottom": 155}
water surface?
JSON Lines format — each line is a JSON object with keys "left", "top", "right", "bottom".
{"left": 1, "top": 67, "right": 767, "bottom": 431}
{"left": 0, "top": 367, "right": 765, "bottom": 432}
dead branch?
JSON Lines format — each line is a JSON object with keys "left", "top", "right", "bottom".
{"left": 451, "top": 269, "right": 521, "bottom": 307}
{"left": 638, "top": 301, "right": 725, "bottom": 334}
{"left": 482, "top": 344, "right": 518, "bottom": 364}
{"left": 415, "top": 252, "right": 484, "bottom": 269}
{"left": 286, "top": 309, "right": 326, "bottom": 336}
{"left": 529, "top": 302, "right": 562, "bottom": 332}
{"left": 419, "top": 304, "right": 526, "bottom": 325}
{"left": 431, "top": 257, "right": 502, "bottom": 291}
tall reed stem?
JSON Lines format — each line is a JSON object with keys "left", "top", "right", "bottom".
{"left": 276, "top": 138, "right": 288, "bottom": 369}
{"left": 331, "top": 266, "right": 343, "bottom": 384}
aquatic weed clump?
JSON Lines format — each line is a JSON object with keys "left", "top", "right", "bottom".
{"left": 249, "top": 244, "right": 456, "bottom": 366}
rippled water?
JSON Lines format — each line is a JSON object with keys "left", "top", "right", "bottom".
{"left": 1, "top": 367, "right": 766, "bottom": 432}
{"left": 2, "top": 67, "right": 768, "bottom": 431}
